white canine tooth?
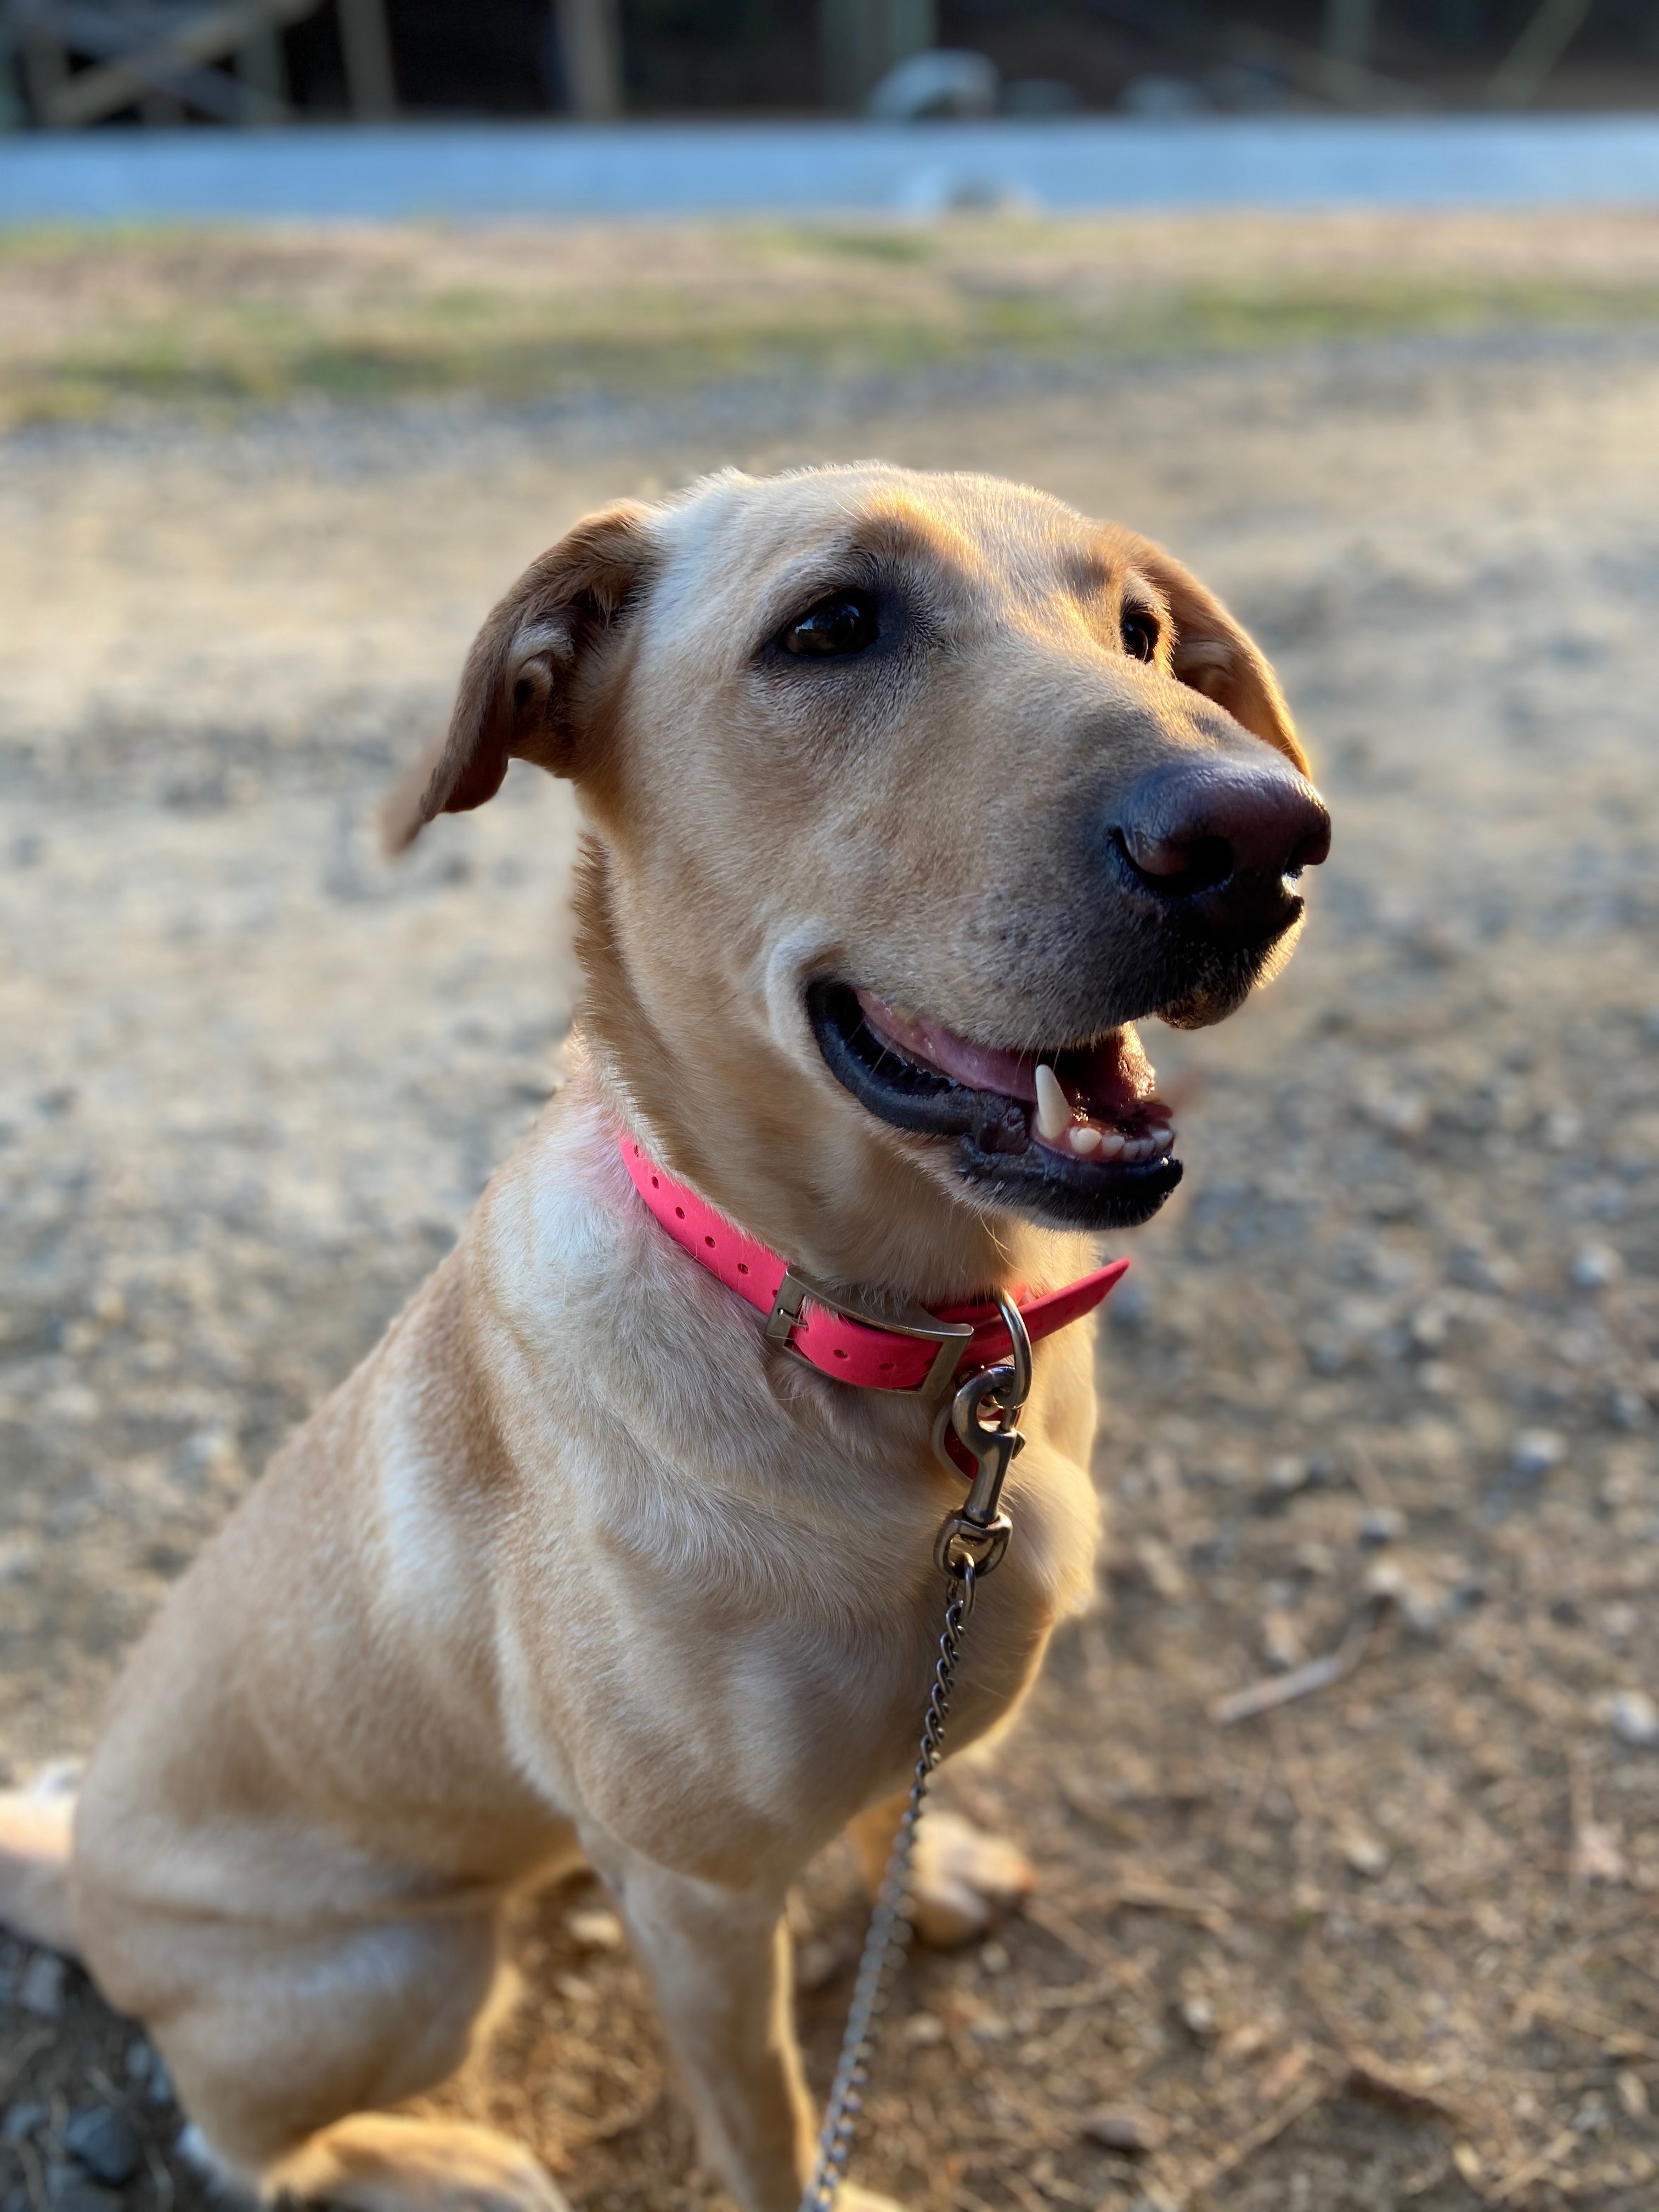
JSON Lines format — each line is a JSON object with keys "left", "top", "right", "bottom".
{"left": 1069, "top": 1124, "right": 1103, "bottom": 1156}
{"left": 1034, "top": 1062, "right": 1070, "bottom": 1142}
{"left": 1096, "top": 1130, "right": 1126, "bottom": 1160}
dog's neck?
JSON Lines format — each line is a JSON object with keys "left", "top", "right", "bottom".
{"left": 569, "top": 840, "right": 1084, "bottom": 1305}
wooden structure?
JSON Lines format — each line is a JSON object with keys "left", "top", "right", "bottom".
{"left": 3, "top": 0, "right": 395, "bottom": 126}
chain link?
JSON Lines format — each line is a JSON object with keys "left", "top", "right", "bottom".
{"left": 798, "top": 1560, "right": 976, "bottom": 2212}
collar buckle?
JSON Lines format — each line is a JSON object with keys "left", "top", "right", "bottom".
{"left": 764, "top": 1264, "right": 975, "bottom": 1406}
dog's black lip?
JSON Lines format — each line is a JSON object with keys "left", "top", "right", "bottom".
{"left": 806, "top": 980, "right": 1182, "bottom": 1231}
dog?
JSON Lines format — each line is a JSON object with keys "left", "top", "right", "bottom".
{"left": 0, "top": 464, "right": 1327, "bottom": 2212}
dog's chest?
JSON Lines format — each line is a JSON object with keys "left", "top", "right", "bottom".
{"left": 503, "top": 1391, "right": 1090, "bottom": 1883}
{"left": 478, "top": 1135, "right": 1102, "bottom": 1878}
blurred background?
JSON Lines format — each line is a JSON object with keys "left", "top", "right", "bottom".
{"left": 9, "top": 0, "right": 1659, "bottom": 126}
{"left": 3, "top": 9, "right": 1659, "bottom": 2212}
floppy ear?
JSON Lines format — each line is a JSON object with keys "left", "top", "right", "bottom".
{"left": 1137, "top": 539, "right": 1306, "bottom": 774}
{"left": 383, "top": 501, "right": 657, "bottom": 853}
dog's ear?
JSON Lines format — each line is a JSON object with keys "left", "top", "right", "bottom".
{"left": 383, "top": 501, "right": 657, "bottom": 853}
{"left": 1135, "top": 540, "right": 1306, "bottom": 774}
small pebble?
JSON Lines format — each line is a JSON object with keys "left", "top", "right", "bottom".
{"left": 1265, "top": 1454, "right": 1311, "bottom": 1496}
{"left": 978, "top": 1939, "right": 1010, "bottom": 1975}
{"left": 1260, "top": 1606, "right": 1306, "bottom": 1673}
{"left": 1357, "top": 1505, "right": 1406, "bottom": 1547}
{"left": 2, "top": 2103, "right": 46, "bottom": 2143}
{"left": 564, "top": 1906, "right": 624, "bottom": 1951}
{"left": 1179, "top": 1994, "right": 1216, "bottom": 2037}
{"left": 901, "top": 2011, "right": 945, "bottom": 2047}
{"left": 1616, "top": 2069, "right": 1650, "bottom": 2120}
{"left": 1133, "top": 1536, "right": 1189, "bottom": 1603}
{"left": 18, "top": 1950, "right": 66, "bottom": 2019}
{"left": 968, "top": 2012, "right": 1011, "bottom": 2042}
{"left": 793, "top": 1938, "right": 841, "bottom": 1993}
{"left": 1609, "top": 1689, "right": 1659, "bottom": 1748}
{"left": 123, "top": 2039, "right": 153, "bottom": 2085}
{"left": 64, "top": 2108, "right": 141, "bottom": 2189}
{"left": 1448, "top": 1243, "right": 1518, "bottom": 1294}
{"left": 1084, "top": 2108, "right": 1167, "bottom": 2154}
{"left": 1610, "top": 1387, "right": 1651, "bottom": 1431}
{"left": 1510, "top": 1429, "right": 1566, "bottom": 1482}
{"left": 1341, "top": 1827, "right": 1389, "bottom": 1878}
{"left": 1407, "top": 1304, "right": 1448, "bottom": 1352}
{"left": 1570, "top": 1242, "right": 1623, "bottom": 1290}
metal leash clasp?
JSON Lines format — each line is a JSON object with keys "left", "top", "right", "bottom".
{"left": 932, "top": 1288, "right": 1032, "bottom": 1590}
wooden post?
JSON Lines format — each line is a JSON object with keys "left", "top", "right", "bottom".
{"left": 819, "top": 0, "right": 936, "bottom": 113}
{"left": 336, "top": 0, "right": 396, "bottom": 118}
{"left": 1487, "top": 0, "right": 1593, "bottom": 105}
{"left": 235, "top": 19, "right": 290, "bottom": 112}
{"left": 554, "top": 0, "right": 622, "bottom": 119}
{"left": 1323, "top": 0, "right": 1374, "bottom": 70}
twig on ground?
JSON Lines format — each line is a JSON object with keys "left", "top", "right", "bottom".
{"left": 143, "top": 2132, "right": 176, "bottom": 2212}
{"left": 0, "top": 2027, "right": 50, "bottom": 2096}
{"left": 1209, "top": 1602, "right": 1381, "bottom": 1727}
{"left": 1005, "top": 2166, "right": 1055, "bottom": 2212}
{"left": 1035, "top": 1875, "right": 1235, "bottom": 1941}
{"left": 1183, "top": 2067, "right": 1335, "bottom": 2201}
{"left": 1023, "top": 1895, "right": 1121, "bottom": 1972}
{"left": 1343, "top": 2049, "right": 1463, "bottom": 2123}
{"left": 1517, "top": 1994, "right": 1657, "bottom": 2061}
{"left": 1567, "top": 1750, "right": 1627, "bottom": 1890}
{"left": 1492, "top": 2125, "right": 1578, "bottom": 2203}
{"left": 15, "top": 2136, "right": 48, "bottom": 2212}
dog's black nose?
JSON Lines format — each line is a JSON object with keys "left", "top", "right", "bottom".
{"left": 1114, "top": 762, "right": 1330, "bottom": 927}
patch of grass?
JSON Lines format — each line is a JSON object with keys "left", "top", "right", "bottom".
{"left": 6, "top": 216, "right": 1659, "bottom": 431}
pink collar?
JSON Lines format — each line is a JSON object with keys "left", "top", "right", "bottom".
{"left": 620, "top": 1133, "right": 1127, "bottom": 1405}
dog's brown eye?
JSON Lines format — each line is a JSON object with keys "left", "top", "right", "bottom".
{"left": 781, "top": 592, "right": 879, "bottom": 658}
{"left": 1121, "top": 609, "right": 1160, "bottom": 663}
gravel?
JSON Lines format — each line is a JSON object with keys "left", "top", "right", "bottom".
{"left": 3, "top": 291, "right": 1658, "bottom": 2212}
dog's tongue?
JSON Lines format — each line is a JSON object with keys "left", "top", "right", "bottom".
{"left": 854, "top": 988, "right": 1153, "bottom": 1120}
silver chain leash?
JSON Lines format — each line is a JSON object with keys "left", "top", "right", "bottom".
{"left": 798, "top": 1562, "right": 975, "bottom": 2212}
{"left": 799, "top": 1292, "right": 1033, "bottom": 2212}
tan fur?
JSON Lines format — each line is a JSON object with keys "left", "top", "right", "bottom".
{"left": 1, "top": 466, "right": 1312, "bottom": 2212}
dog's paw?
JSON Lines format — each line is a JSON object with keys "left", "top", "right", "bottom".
{"left": 908, "top": 1809, "right": 1032, "bottom": 1948}
{"left": 267, "top": 2114, "right": 569, "bottom": 2212}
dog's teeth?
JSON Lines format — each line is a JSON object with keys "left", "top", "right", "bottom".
{"left": 1120, "top": 1136, "right": 1150, "bottom": 1162}
{"left": 1096, "top": 1130, "right": 1126, "bottom": 1160}
{"left": 1147, "top": 1124, "right": 1174, "bottom": 1150}
{"left": 1034, "top": 1062, "right": 1070, "bottom": 1142}
{"left": 1068, "top": 1124, "right": 1103, "bottom": 1156}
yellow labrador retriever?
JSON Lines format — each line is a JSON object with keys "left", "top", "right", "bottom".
{"left": 0, "top": 465, "right": 1327, "bottom": 2212}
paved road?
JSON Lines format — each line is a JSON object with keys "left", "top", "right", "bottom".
{"left": 5, "top": 113, "right": 1659, "bottom": 224}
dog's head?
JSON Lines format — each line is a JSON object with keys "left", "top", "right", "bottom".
{"left": 391, "top": 466, "right": 1328, "bottom": 1272}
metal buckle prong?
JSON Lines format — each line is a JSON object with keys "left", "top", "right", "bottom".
{"left": 764, "top": 1263, "right": 975, "bottom": 1404}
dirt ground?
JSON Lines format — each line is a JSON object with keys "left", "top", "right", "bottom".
{"left": 3, "top": 218, "right": 1659, "bottom": 2212}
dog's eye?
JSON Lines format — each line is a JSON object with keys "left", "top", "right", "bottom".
{"left": 780, "top": 591, "right": 879, "bottom": 659}
{"left": 1121, "top": 609, "right": 1160, "bottom": 663}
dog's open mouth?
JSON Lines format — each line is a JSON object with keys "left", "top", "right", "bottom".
{"left": 808, "top": 980, "right": 1183, "bottom": 1229}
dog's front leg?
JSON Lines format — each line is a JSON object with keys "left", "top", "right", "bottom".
{"left": 583, "top": 1841, "right": 816, "bottom": 2210}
